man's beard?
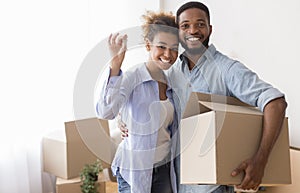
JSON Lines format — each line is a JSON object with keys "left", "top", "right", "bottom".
{"left": 180, "top": 36, "right": 210, "bottom": 55}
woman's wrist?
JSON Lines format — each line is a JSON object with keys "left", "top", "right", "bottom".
{"left": 109, "top": 62, "right": 121, "bottom": 76}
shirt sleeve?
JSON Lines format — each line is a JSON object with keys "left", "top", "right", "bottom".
{"left": 96, "top": 68, "right": 134, "bottom": 119}
{"left": 225, "top": 61, "right": 284, "bottom": 112}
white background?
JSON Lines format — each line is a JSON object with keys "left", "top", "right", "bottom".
{"left": 0, "top": 1, "right": 158, "bottom": 192}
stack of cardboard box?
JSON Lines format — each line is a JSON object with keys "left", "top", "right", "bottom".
{"left": 42, "top": 92, "right": 292, "bottom": 192}
{"left": 42, "top": 118, "right": 117, "bottom": 193}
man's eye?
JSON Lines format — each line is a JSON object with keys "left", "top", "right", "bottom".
{"left": 180, "top": 24, "right": 189, "bottom": 29}
{"left": 198, "top": 22, "right": 206, "bottom": 27}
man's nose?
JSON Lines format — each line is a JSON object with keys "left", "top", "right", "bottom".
{"left": 189, "top": 24, "right": 199, "bottom": 34}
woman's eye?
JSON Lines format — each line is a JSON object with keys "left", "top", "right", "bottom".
{"left": 157, "top": 45, "right": 166, "bottom": 49}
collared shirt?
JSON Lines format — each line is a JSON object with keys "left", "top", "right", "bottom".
{"left": 167, "top": 44, "right": 285, "bottom": 193}
{"left": 96, "top": 63, "right": 179, "bottom": 193}
{"left": 168, "top": 44, "right": 284, "bottom": 112}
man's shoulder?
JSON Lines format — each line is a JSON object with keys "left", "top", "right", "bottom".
{"left": 210, "top": 45, "right": 236, "bottom": 64}
{"left": 206, "top": 46, "right": 244, "bottom": 74}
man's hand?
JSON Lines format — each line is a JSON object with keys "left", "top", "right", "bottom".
{"left": 117, "top": 113, "right": 128, "bottom": 139}
{"left": 231, "top": 154, "right": 267, "bottom": 190}
{"left": 232, "top": 97, "right": 287, "bottom": 191}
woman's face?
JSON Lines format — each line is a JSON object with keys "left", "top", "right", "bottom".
{"left": 147, "top": 32, "right": 179, "bottom": 70}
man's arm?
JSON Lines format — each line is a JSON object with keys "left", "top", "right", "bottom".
{"left": 231, "top": 97, "right": 287, "bottom": 190}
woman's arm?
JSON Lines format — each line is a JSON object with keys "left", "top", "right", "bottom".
{"left": 96, "top": 33, "right": 128, "bottom": 119}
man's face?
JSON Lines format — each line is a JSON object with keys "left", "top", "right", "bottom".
{"left": 178, "top": 8, "right": 212, "bottom": 55}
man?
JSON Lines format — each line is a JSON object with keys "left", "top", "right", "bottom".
{"left": 168, "top": 1, "right": 287, "bottom": 193}
{"left": 119, "top": 1, "right": 287, "bottom": 193}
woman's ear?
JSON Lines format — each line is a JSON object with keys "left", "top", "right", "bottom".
{"left": 146, "top": 44, "right": 150, "bottom": 51}
{"left": 145, "top": 39, "right": 151, "bottom": 51}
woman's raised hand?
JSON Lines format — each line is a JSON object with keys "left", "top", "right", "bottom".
{"left": 108, "top": 33, "right": 128, "bottom": 76}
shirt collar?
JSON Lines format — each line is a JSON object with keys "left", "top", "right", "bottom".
{"left": 137, "top": 63, "right": 154, "bottom": 82}
{"left": 138, "top": 63, "right": 172, "bottom": 92}
{"left": 179, "top": 44, "right": 217, "bottom": 67}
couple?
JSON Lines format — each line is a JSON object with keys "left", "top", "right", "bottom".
{"left": 96, "top": 1, "right": 287, "bottom": 193}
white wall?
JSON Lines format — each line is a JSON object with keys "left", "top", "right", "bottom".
{"left": 0, "top": 1, "right": 159, "bottom": 192}
{"left": 162, "top": 0, "right": 300, "bottom": 148}
{"left": 0, "top": 0, "right": 160, "bottom": 142}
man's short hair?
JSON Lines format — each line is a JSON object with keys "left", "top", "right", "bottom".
{"left": 176, "top": 1, "right": 210, "bottom": 24}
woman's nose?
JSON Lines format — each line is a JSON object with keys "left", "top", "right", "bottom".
{"left": 164, "top": 48, "right": 171, "bottom": 57}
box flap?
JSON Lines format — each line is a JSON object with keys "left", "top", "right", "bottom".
{"left": 194, "top": 92, "right": 252, "bottom": 106}
{"left": 180, "top": 112, "right": 217, "bottom": 184}
{"left": 182, "top": 92, "right": 211, "bottom": 119}
{"left": 200, "top": 101, "right": 262, "bottom": 115}
{"left": 183, "top": 92, "right": 255, "bottom": 119}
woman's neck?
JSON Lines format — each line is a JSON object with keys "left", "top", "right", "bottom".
{"left": 146, "top": 62, "right": 167, "bottom": 84}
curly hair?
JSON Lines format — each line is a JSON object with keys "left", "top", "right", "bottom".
{"left": 141, "top": 10, "right": 178, "bottom": 42}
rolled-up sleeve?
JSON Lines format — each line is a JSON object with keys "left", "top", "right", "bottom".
{"left": 226, "top": 61, "right": 284, "bottom": 112}
{"left": 257, "top": 87, "right": 284, "bottom": 112}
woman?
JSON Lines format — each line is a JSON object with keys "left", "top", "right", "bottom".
{"left": 96, "top": 11, "right": 180, "bottom": 193}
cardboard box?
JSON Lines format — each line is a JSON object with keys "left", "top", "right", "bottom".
{"left": 180, "top": 92, "right": 291, "bottom": 185}
{"left": 257, "top": 147, "right": 300, "bottom": 193}
{"left": 56, "top": 168, "right": 117, "bottom": 193}
{"left": 43, "top": 117, "right": 117, "bottom": 179}
{"left": 56, "top": 176, "right": 106, "bottom": 193}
